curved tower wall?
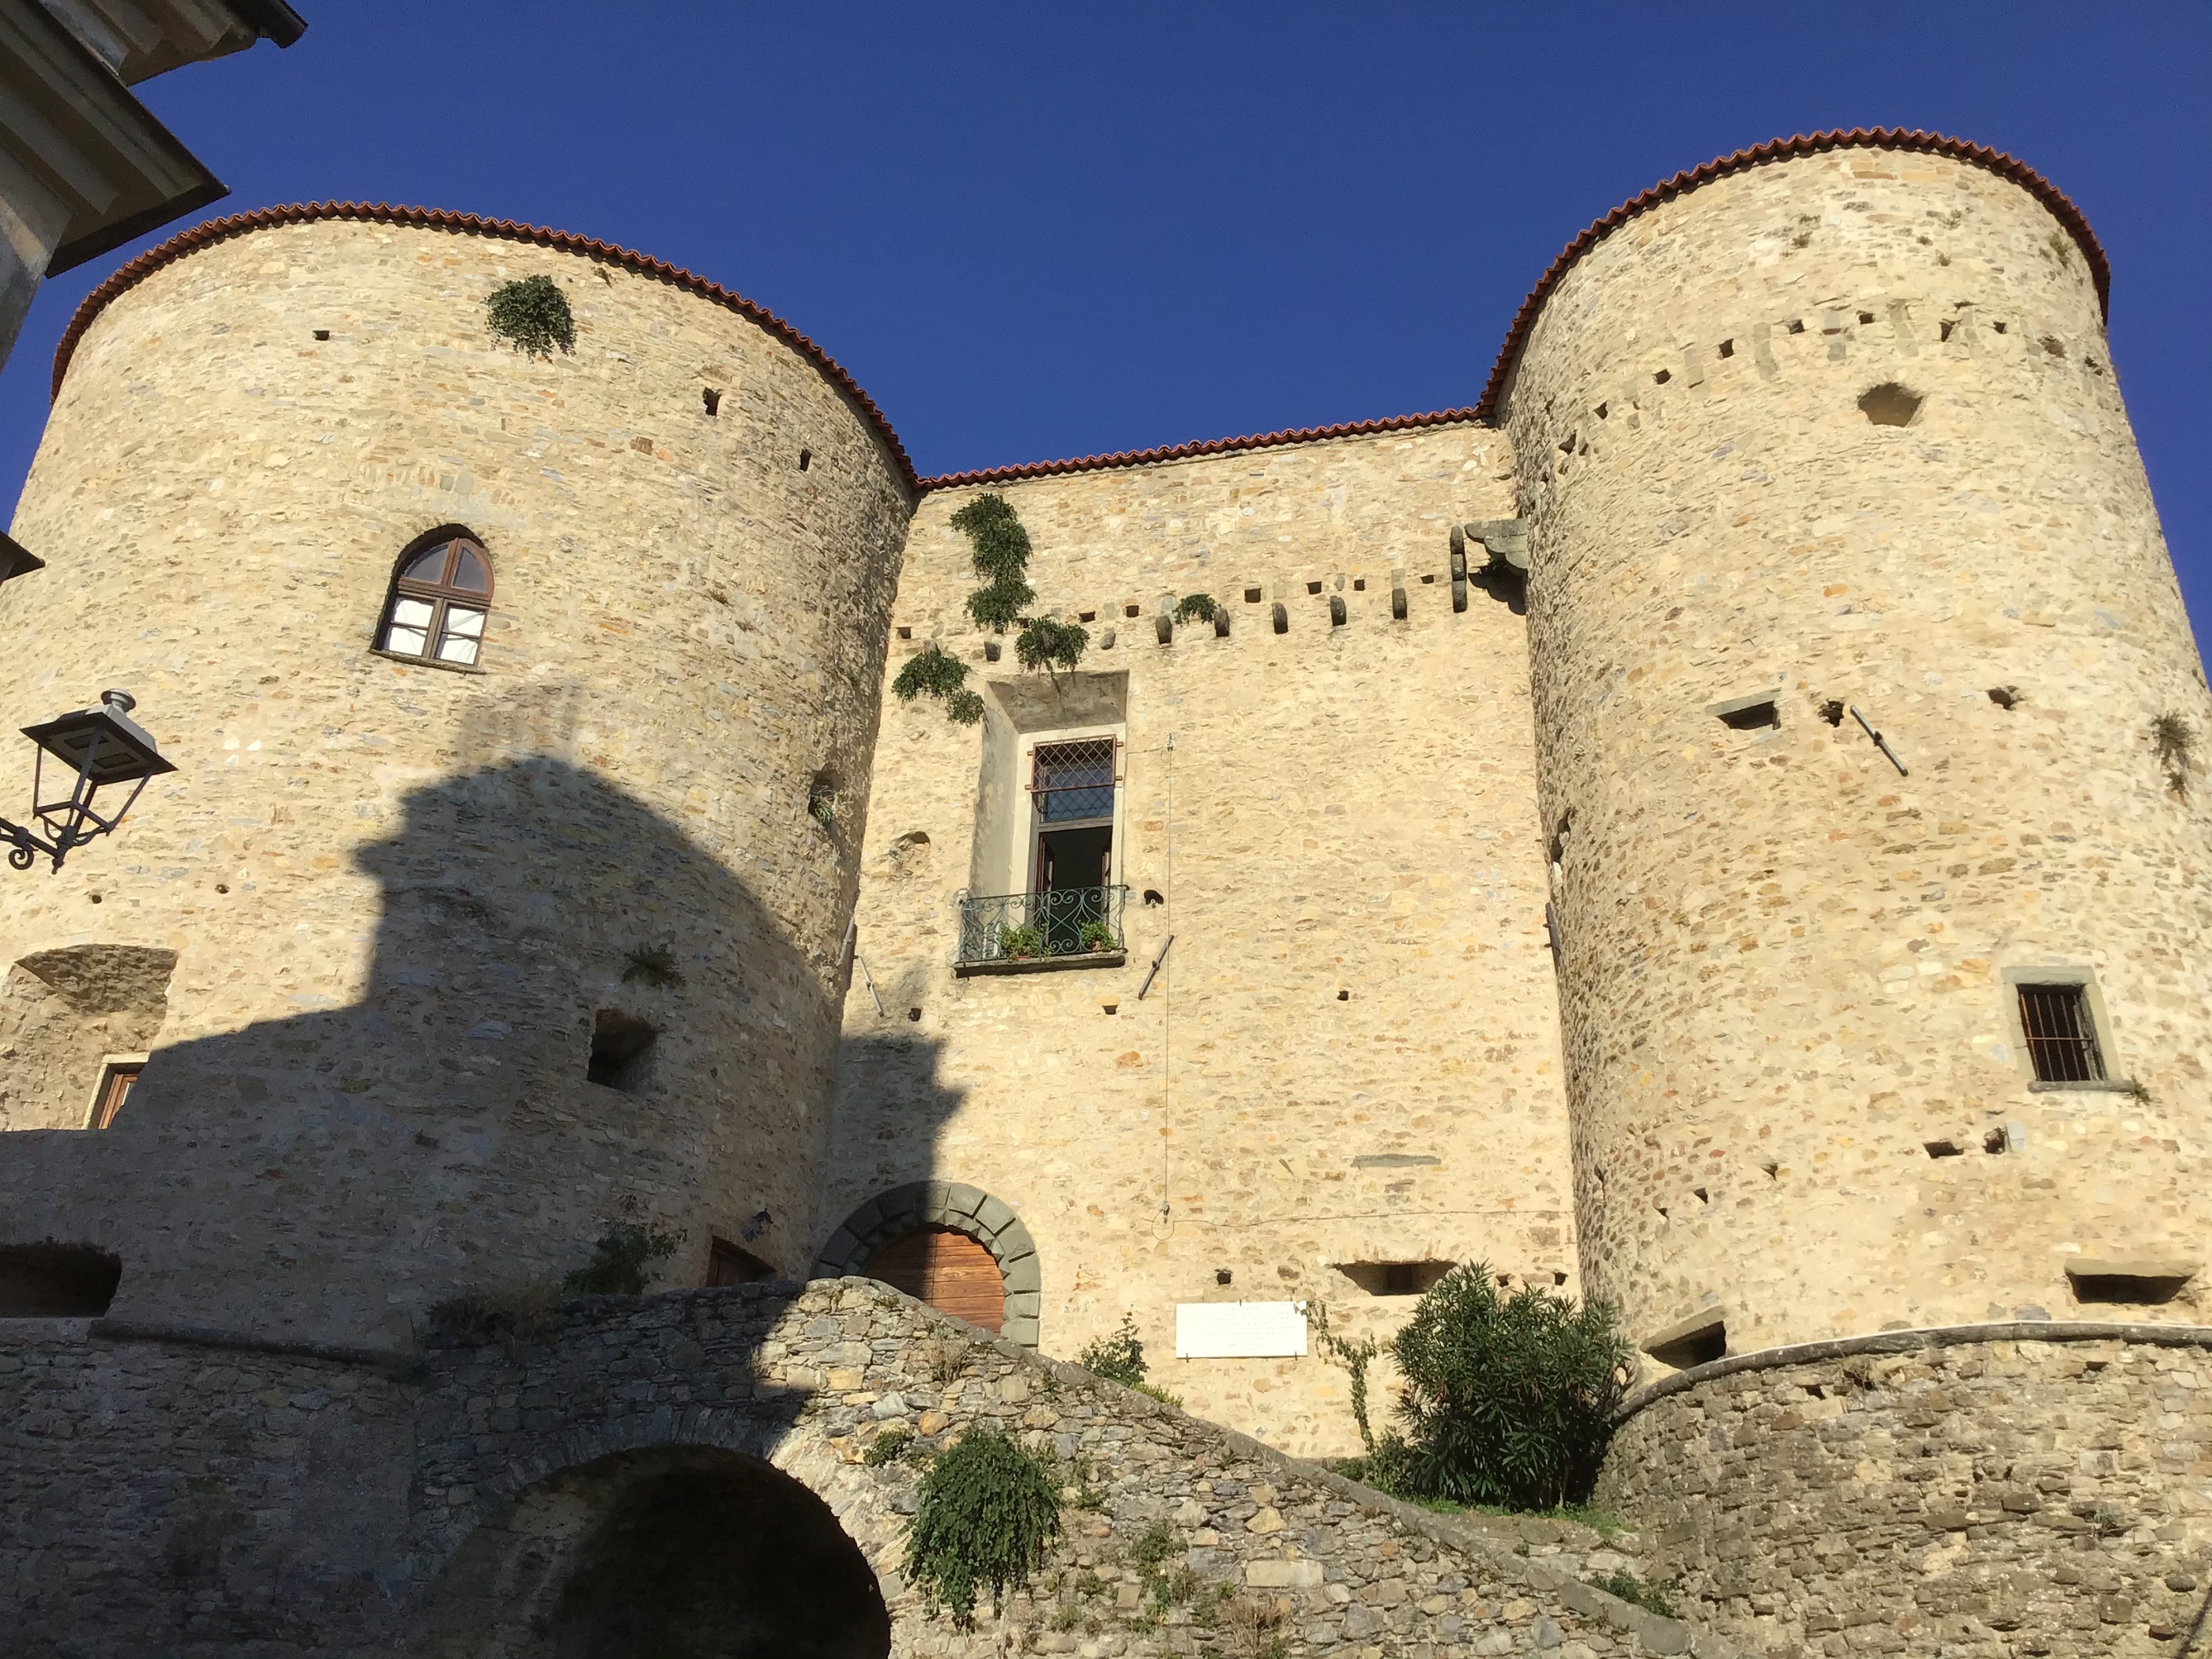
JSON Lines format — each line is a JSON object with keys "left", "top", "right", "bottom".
{"left": 1503, "top": 146, "right": 2212, "bottom": 1352}
{"left": 0, "top": 214, "right": 910, "bottom": 1343}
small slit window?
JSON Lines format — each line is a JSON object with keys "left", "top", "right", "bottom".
{"left": 88, "top": 1061, "right": 141, "bottom": 1129}
{"left": 378, "top": 534, "right": 492, "bottom": 667}
{"left": 2018, "top": 983, "right": 2104, "bottom": 1082}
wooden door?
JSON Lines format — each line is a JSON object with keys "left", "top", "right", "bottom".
{"left": 865, "top": 1226, "right": 1004, "bottom": 1334}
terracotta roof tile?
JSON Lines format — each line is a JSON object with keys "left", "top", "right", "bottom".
{"left": 916, "top": 406, "right": 1484, "bottom": 491}
{"left": 48, "top": 201, "right": 919, "bottom": 493}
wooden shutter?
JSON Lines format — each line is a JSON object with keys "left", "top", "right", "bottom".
{"left": 865, "top": 1227, "right": 1004, "bottom": 1334}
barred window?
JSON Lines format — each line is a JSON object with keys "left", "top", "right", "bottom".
{"left": 378, "top": 534, "right": 492, "bottom": 667}
{"left": 1030, "top": 738, "right": 1116, "bottom": 822}
{"left": 2018, "top": 983, "right": 2104, "bottom": 1083}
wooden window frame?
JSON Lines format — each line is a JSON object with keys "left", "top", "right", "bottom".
{"left": 84, "top": 1054, "right": 145, "bottom": 1129}
{"left": 376, "top": 534, "right": 494, "bottom": 670}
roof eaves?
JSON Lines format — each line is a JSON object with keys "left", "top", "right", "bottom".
{"left": 916, "top": 405, "right": 1484, "bottom": 493}
{"left": 1475, "top": 127, "right": 2111, "bottom": 422}
{"left": 49, "top": 201, "right": 919, "bottom": 494}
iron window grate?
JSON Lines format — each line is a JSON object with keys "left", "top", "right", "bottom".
{"left": 2018, "top": 984, "right": 2104, "bottom": 1083}
{"left": 1030, "top": 737, "right": 1117, "bottom": 822}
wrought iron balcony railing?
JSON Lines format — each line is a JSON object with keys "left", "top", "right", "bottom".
{"left": 957, "top": 885, "right": 1127, "bottom": 970}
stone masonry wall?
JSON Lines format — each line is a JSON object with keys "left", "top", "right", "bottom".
{"left": 1597, "top": 1326, "right": 2212, "bottom": 1657}
{"left": 825, "top": 426, "right": 1577, "bottom": 1455}
{"left": 0, "top": 213, "right": 912, "bottom": 1345}
{"left": 1502, "top": 144, "right": 2212, "bottom": 1355}
{"left": 0, "top": 1280, "right": 1741, "bottom": 1657}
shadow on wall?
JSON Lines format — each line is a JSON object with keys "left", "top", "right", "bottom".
{"left": 814, "top": 1028, "right": 1049, "bottom": 1348}
{"left": 425, "top": 1443, "right": 889, "bottom": 1659}
{"left": 0, "top": 694, "right": 844, "bottom": 1341}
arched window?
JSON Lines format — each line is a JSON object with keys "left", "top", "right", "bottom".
{"left": 377, "top": 533, "right": 492, "bottom": 667}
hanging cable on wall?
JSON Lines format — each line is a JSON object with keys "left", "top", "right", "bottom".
{"left": 1157, "top": 731, "right": 1175, "bottom": 1228}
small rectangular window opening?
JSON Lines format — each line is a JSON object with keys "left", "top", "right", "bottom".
{"left": 1714, "top": 695, "right": 1780, "bottom": 731}
{"left": 2018, "top": 984, "right": 2104, "bottom": 1082}
{"left": 1305, "top": 580, "right": 1322, "bottom": 595}
{"left": 1924, "top": 1139, "right": 1964, "bottom": 1158}
{"left": 2067, "top": 1264, "right": 2195, "bottom": 1307}
{"left": 1243, "top": 587, "right": 1262, "bottom": 603}
{"left": 588, "top": 1010, "right": 659, "bottom": 1093}
{"left": 1717, "top": 339, "right": 1735, "bottom": 358}
{"left": 1646, "top": 1319, "right": 1727, "bottom": 1371}
{"left": 1335, "top": 1260, "right": 1449, "bottom": 1297}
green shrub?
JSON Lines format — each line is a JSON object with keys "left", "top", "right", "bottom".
{"left": 1014, "top": 615, "right": 1088, "bottom": 680}
{"left": 892, "top": 641, "right": 971, "bottom": 705}
{"left": 863, "top": 1427, "right": 912, "bottom": 1467}
{"left": 1380, "top": 1262, "right": 1631, "bottom": 1510}
{"left": 998, "top": 924, "right": 1042, "bottom": 959}
{"left": 1077, "top": 1315, "right": 1148, "bottom": 1386}
{"left": 484, "top": 274, "right": 575, "bottom": 358}
{"left": 1077, "top": 919, "right": 1118, "bottom": 952}
{"left": 1130, "top": 1381, "right": 1183, "bottom": 1408}
{"left": 1588, "top": 1567, "right": 1679, "bottom": 1617}
{"left": 904, "top": 1428, "right": 1062, "bottom": 1627}
{"left": 561, "top": 1209, "right": 682, "bottom": 1296}
{"left": 1172, "top": 592, "right": 1220, "bottom": 626}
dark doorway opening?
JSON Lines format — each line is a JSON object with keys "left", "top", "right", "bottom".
{"left": 551, "top": 1456, "right": 889, "bottom": 1659}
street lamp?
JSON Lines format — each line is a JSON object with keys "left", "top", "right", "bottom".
{"left": 1, "top": 690, "right": 175, "bottom": 872}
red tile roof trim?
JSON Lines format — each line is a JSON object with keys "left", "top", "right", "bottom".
{"left": 1474, "top": 127, "right": 2110, "bottom": 421}
{"left": 915, "top": 405, "right": 1484, "bottom": 491}
{"left": 47, "top": 201, "right": 920, "bottom": 493}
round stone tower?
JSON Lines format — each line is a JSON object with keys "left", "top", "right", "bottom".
{"left": 0, "top": 205, "right": 912, "bottom": 1345}
{"left": 1494, "top": 134, "right": 2212, "bottom": 1359}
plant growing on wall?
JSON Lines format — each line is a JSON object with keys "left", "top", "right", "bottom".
{"left": 621, "top": 944, "right": 683, "bottom": 988}
{"left": 891, "top": 643, "right": 985, "bottom": 725}
{"left": 900, "top": 495, "right": 1089, "bottom": 722}
{"left": 1374, "top": 1262, "right": 1631, "bottom": 1510}
{"left": 904, "top": 1427, "right": 1062, "bottom": 1627}
{"left": 562, "top": 1198, "right": 682, "bottom": 1296}
{"left": 1078, "top": 1314, "right": 1146, "bottom": 1384}
{"left": 484, "top": 274, "right": 576, "bottom": 359}
{"left": 2153, "top": 712, "right": 2195, "bottom": 798}
{"left": 1172, "top": 592, "right": 1220, "bottom": 627}
{"left": 1304, "top": 1299, "right": 1382, "bottom": 1454}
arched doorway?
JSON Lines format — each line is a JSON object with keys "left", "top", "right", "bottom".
{"left": 866, "top": 1224, "right": 1003, "bottom": 1334}
{"left": 423, "top": 1446, "right": 889, "bottom": 1659}
{"left": 814, "top": 1181, "right": 1041, "bottom": 1347}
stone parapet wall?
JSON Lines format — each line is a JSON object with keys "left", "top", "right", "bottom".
{"left": 0, "top": 1319, "right": 416, "bottom": 1656}
{"left": 1597, "top": 1326, "right": 2212, "bottom": 1656}
{"left": 0, "top": 1280, "right": 1744, "bottom": 1656}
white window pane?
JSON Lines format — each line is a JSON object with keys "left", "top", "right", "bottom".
{"left": 442, "top": 607, "right": 485, "bottom": 638}
{"left": 436, "top": 634, "right": 480, "bottom": 664}
{"left": 390, "top": 597, "right": 434, "bottom": 627}
{"left": 385, "top": 625, "right": 429, "bottom": 656}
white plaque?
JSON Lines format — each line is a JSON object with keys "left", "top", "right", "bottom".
{"left": 1173, "top": 1300, "right": 1309, "bottom": 1359}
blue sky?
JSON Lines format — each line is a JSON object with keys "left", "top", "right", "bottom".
{"left": 9, "top": 3, "right": 2207, "bottom": 633}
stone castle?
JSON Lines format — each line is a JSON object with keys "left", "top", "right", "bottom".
{"left": 2, "top": 127, "right": 2207, "bottom": 1656}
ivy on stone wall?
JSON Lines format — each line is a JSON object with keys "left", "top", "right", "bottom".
{"left": 899, "top": 493, "right": 1089, "bottom": 723}
{"left": 904, "top": 1426, "right": 1061, "bottom": 1627}
{"left": 484, "top": 275, "right": 576, "bottom": 359}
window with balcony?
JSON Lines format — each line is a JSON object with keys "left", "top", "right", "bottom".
{"left": 958, "top": 732, "right": 1127, "bottom": 972}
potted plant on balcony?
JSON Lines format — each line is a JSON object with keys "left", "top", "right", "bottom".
{"left": 1078, "top": 920, "right": 1117, "bottom": 954}
{"left": 998, "top": 924, "right": 1043, "bottom": 961}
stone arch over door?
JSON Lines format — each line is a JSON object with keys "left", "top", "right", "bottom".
{"left": 816, "top": 1181, "right": 1040, "bottom": 1348}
